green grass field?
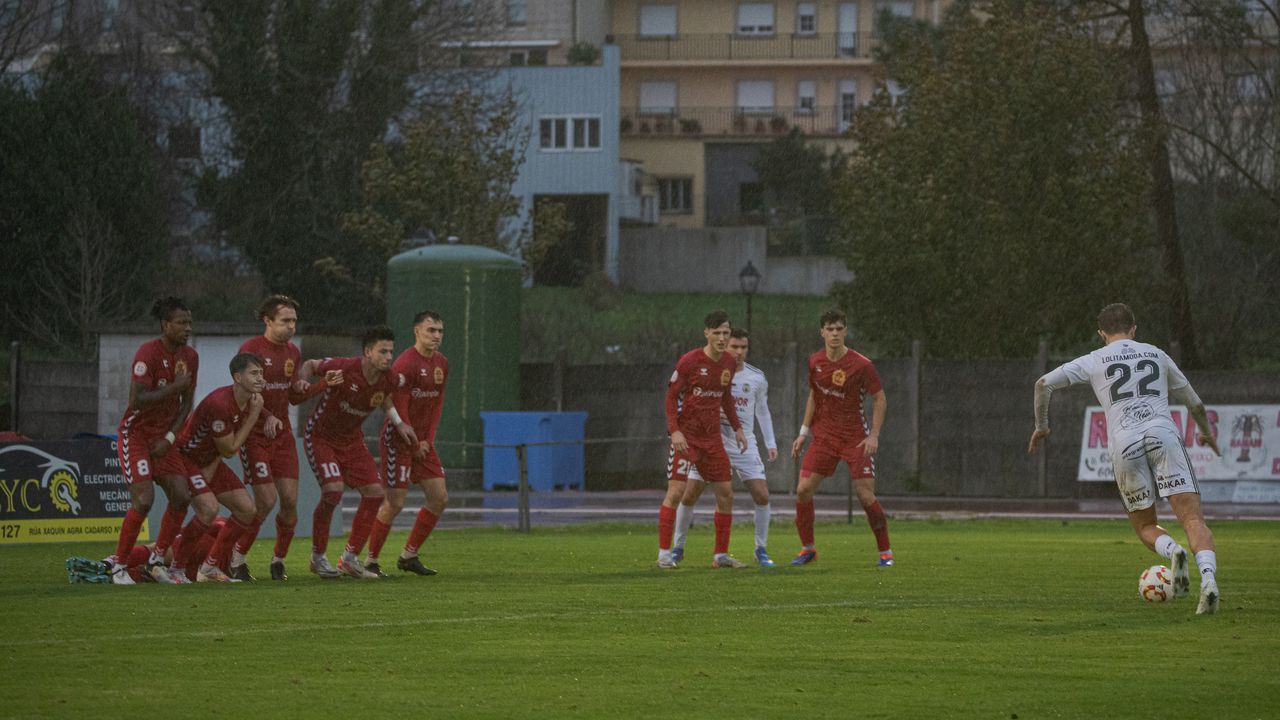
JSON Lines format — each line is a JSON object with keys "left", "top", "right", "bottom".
{"left": 3, "top": 519, "right": 1277, "bottom": 719}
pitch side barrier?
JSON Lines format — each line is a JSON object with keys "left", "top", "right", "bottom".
{"left": 432, "top": 437, "right": 868, "bottom": 532}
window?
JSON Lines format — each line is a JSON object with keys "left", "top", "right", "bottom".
{"left": 639, "top": 4, "right": 677, "bottom": 37}
{"left": 657, "top": 177, "right": 693, "bottom": 214}
{"left": 540, "top": 116, "right": 602, "bottom": 151}
{"left": 737, "top": 3, "right": 775, "bottom": 35}
{"left": 796, "top": 3, "right": 817, "bottom": 34}
{"left": 169, "top": 125, "right": 201, "bottom": 159}
{"left": 737, "top": 80, "right": 775, "bottom": 113}
{"left": 507, "top": 0, "right": 527, "bottom": 25}
{"left": 639, "top": 81, "right": 677, "bottom": 113}
{"left": 796, "top": 80, "right": 816, "bottom": 113}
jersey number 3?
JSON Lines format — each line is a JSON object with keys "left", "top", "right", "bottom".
{"left": 1105, "top": 360, "right": 1160, "bottom": 402}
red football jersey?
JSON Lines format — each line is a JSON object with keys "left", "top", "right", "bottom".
{"left": 118, "top": 339, "right": 199, "bottom": 436}
{"left": 808, "top": 348, "right": 882, "bottom": 444}
{"left": 177, "top": 385, "right": 245, "bottom": 468}
{"left": 665, "top": 348, "right": 741, "bottom": 441}
{"left": 239, "top": 335, "right": 303, "bottom": 433}
{"left": 303, "top": 356, "right": 400, "bottom": 443}
{"left": 384, "top": 347, "right": 448, "bottom": 445}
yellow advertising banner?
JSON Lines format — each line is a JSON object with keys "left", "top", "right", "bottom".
{"left": 0, "top": 517, "right": 150, "bottom": 544}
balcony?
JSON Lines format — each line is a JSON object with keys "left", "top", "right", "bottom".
{"left": 613, "top": 32, "right": 882, "bottom": 62}
{"left": 620, "top": 106, "right": 856, "bottom": 138}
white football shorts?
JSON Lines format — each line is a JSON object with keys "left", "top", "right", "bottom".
{"left": 1111, "top": 425, "right": 1199, "bottom": 513}
{"left": 687, "top": 443, "right": 767, "bottom": 484}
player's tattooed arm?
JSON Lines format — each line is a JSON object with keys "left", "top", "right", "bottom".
{"left": 1171, "top": 384, "right": 1220, "bottom": 456}
{"left": 1029, "top": 368, "right": 1071, "bottom": 454}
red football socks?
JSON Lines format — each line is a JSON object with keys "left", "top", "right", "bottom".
{"left": 658, "top": 504, "right": 677, "bottom": 550}
{"left": 273, "top": 516, "right": 296, "bottom": 559}
{"left": 172, "top": 516, "right": 210, "bottom": 572}
{"left": 344, "top": 496, "right": 383, "bottom": 556}
{"left": 113, "top": 508, "right": 146, "bottom": 562}
{"left": 863, "top": 500, "right": 891, "bottom": 552}
{"left": 404, "top": 508, "right": 439, "bottom": 555}
{"left": 234, "top": 515, "right": 265, "bottom": 556}
{"left": 367, "top": 518, "right": 392, "bottom": 559}
{"left": 713, "top": 511, "right": 732, "bottom": 554}
{"left": 312, "top": 491, "right": 342, "bottom": 555}
{"left": 206, "top": 517, "right": 248, "bottom": 568}
{"left": 154, "top": 506, "right": 186, "bottom": 555}
{"left": 795, "top": 499, "right": 816, "bottom": 547}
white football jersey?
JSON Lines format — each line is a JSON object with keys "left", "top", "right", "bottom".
{"left": 718, "top": 363, "right": 777, "bottom": 452}
{"left": 1043, "top": 339, "right": 1190, "bottom": 445}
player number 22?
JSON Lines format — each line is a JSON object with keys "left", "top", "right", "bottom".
{"left": 1105, "top": 360, "right": 1161, "bottom": 402}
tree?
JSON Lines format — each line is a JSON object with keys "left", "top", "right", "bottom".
{"left": 181, "top": 0, "right": 503, "bottom": 323}
{"left": 341, "top": 92, "right": 530, "bottom": 273}
{"left": 751, "top": 128, "right": 847, "bottom": 255}
{"left": 831, "top": 0, "right": 1154, "bottom": 358}
{"left": 0, "top": 48, "right": 170, "bottom": 354}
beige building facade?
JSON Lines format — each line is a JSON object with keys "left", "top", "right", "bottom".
{"left": 610, "top": 0, "right": 943, "bottom": 227}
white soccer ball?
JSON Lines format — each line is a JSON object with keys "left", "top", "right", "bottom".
{"left": 1139, "top": 565, "right": 1174, "bottom": 603}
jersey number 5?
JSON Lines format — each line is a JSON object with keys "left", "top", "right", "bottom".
{"left": 1105, "top": 360, "right": 1160, "bottom": 402}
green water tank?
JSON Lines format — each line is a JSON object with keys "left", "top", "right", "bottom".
{"left": 386, "top": 244, "right": 522, "bottom": 468}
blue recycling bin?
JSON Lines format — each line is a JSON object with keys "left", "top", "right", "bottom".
{"left": 481, "top": 412, "right": 588, "bottom": 491}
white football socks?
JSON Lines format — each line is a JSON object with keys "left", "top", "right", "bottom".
{"left": 1195, "top": 550, "right": 1217, "bottom": 580}
{"left": 230, "top": 549, "right": 246, "bottom": 568}
{"left": 672, "top": 503, "right": 694, "bottom": 553}
{"left": 1154, "top": 534, "right": 1183, "bottom": 561}
{"left": 753, "top": 504, "right": 771, "bottom": 549}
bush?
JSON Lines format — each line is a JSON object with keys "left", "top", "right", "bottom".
{"left": 567, "top": 42, "right": 601, "bottom": 65}
{"left": 581, "top": 271, "right": 622, "bottom": 311}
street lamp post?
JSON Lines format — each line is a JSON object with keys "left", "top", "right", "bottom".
{"left": 738, "top": 260, "right": 761, "bottom": 335}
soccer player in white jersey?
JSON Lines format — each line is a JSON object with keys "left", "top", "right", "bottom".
{"left": 1028, "top": 303, "right": 1221, "bottom": 614}
{"left": 671, "top": 328, "right": 780, "bottom": 567}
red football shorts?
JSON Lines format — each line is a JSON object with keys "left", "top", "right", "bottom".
{"left": 667, "top": 437, "right": 731, "bottom": 484}
{"left": 380, "top": 438, "right": 446, "bottom": 489}
{"left": 802, "top": 435, "right": 876, "bottom": 480}
{"left": 181, "top": 456, "right": 246, "bottom": 496}
{"left": 118, "top": 429, "right": 188, "bottom": 485}
{"left": 241, "top": 433, "right": 300, "bottom": 486}
{"left": 305, "top": 433, "right": 378, "bottom": 489}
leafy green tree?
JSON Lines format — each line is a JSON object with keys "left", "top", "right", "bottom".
{"left": 832, "top": 0, "right": 1154, "bottom": 358}
{"left": 751, "top": 129, "right": 847, "bottom": 255}
{"left": 342, "top": 92, "right": 528, "bottom": 271}
{"left": 187, "top": 0, "right": 495, "bottom": 323}
{"left": 0, "top": 49, "right": 169, "bottom": 354}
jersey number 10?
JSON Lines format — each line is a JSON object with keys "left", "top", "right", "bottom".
{"left": 1106, "top": 360, "right": 1161, "bottom": 402}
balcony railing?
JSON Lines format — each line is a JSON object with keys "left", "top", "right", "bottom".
{"left": 613, "top": 32, "right": 883, "bottom": 61}
{"left": 620, "top": 106, "right": 857, "bottom": 138}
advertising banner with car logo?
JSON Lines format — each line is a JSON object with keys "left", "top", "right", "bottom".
{"left": 1077, "top": 406, "right": 1280, "bottom": 500}
{"left": 0, "top": 439, "right": 147, "bottom": 544}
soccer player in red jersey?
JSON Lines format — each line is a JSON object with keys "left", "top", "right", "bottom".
{"left": 169, "top": 352, "right": 266, "bottom": 582}
{"left": 231, "top": 295, "right": 312, "bottom": 581}
{"left": 301, "top": 326, "right": 417, "bottom": 580}
{"left": 656, "top": 310, "right": 747, "bottom": 569}
{"left": 108, "top": 297, "right": 199, "bottom": 585}
{"left": 789, "top": 309, "right": 893, "bottom": 567}
{"left": 365, "top": 311, "right": 449, "bottom": 577}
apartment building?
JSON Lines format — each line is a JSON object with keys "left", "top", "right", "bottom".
{"left": 608, "top": 0, "right": 941, "bottom": 227}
